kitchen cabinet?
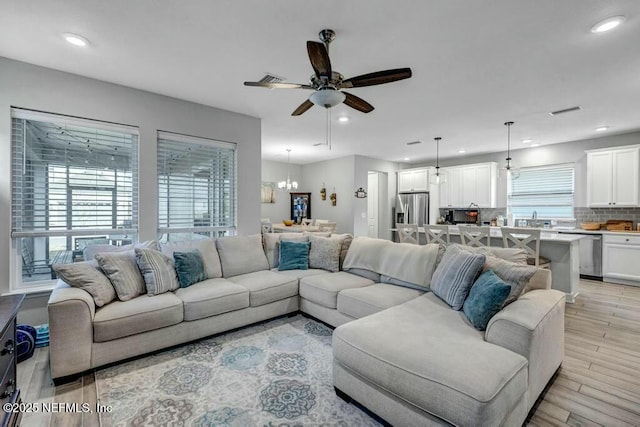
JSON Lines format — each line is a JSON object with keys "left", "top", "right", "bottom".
{"left": 440, "top": 162, "right": 497, "bottom": 208}
{"left": 586, "top": 146, "right": 640, "bottom": 207}
{"left": 397, "top": 168, "right": 429, "bottom": 192}
{"left": 603, "top": 234, "right": 640, "bottom": 285}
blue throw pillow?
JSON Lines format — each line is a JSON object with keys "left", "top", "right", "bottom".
{"left": 431, "top": 245, "right": 485, "bottom": 310}
{"left": 463, "top": 269, "right": 511, "bottom": 330}
{"left": 173, "top": 250, "right": 207, "bottom": 288}
{"left": 278, "top": 240, "right": 310, "bottom": 271}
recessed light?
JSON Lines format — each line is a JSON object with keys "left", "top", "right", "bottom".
{"left": 591, "top": 16, "right": 626, "bottom": 33}
{"left": 403, "top": 157, "right": 410, "bottom": 161}
{"left": 596, "top": 126, "right": 609, "bottom": 132}
{"left": 531, "top": 143, "right": 540, "bottom": 147}
{"left": 458, "top": 149, "right": 466, "bottom": 154}
{"left": 522, "top": 139, "right": 533, "bottom": 144}
{"left": 63, "top": 33, "right": 90, "bottom": 47}
{"left": 338, "top": 116, "right": 349, "bottom": 123}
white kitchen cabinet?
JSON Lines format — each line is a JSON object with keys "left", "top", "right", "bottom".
{"left": 586, "top": 146, "right": 640, "bottom": 207}
{"left": 398, "top": 168, "right": 429, "bottom": 192}
{"left": 439, "top": 162, "right": 497, "bottom": 208}
{"left": 603, "top": 234, "right": 640, "bottom": 285}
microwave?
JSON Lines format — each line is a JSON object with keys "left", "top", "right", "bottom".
{"left": 445, "top": 209, "right": 479, "bottom": 224}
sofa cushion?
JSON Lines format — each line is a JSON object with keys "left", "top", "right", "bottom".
{"left": 173, "top": 250, "right": 207, "bottom": 288}
{"left": 95, "top": 250, "right": 147, "bottom": 301}
{"left": 308, "top": 235, "right": 342, "bottom": 272}
{"left": 431, "top": 245, "right": 485, "bottom": 310}
{"left": 278, "top": 240, "right": 310, "bottom": 271}
{"left": 262, "top": 233, "right": 308, "bottom": 269}
{"left": 463, "top": 270, "right": 511, "bottom": 330}
{"left": 135, "top": 248, "right": 180, "bottom": 295}
{"left": 484, "top": 256, "right": 538, "bottom": 305}
{"left": 159, "top": 238, "right": 222, "bottom": 278}
{"left": 93, "top": 292, "right": 183, "bottom": 342}
{"left": 337, "top": 284, "right": 424, "bottom": 319}
{"left": 174, "top": 278, "right": 249, "bottom": 321}
{"left": 84, "top": 240, "right": 157, "bottom": 261}
{"left": 333, "top": 293, "right": 528, "bottom": 426}
{"left": 343, "top": 268, "right": 381, "bottom": 282}
{"left": 227, "top": 270, "right": 298, "bottom": 307}
{"left": 299, "top": 272, "right": 374, "bottom": 309}
{"left": 216, "top": 234, "right": 270, "bottom": 277}
{"left": 270, "top": 268, "right": 327, "bottom": 280}
{"left": 52, "top": 260, "right": 116, "bottom": 307}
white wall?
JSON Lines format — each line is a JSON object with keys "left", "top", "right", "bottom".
{"left": 260, "top": 159, "right": 302, "bottom": 222}
{"left": 0, "top": 57, "right": 261, "bottom": 323}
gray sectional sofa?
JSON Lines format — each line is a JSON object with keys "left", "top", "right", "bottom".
{"left": 48, "top": 233, "right": 565, "bottom": 426}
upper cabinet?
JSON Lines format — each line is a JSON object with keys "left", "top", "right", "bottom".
{"left": 440, "top": 162, "right": 497, "bottom": 208}
{"left": 586, "top": 146, "right": 640, "bottom": 207}
{"left": 398, "top": 168, "right": 429, "bottom": 192}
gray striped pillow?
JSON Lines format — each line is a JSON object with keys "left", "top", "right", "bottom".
{"left": 483, "top": 256, "right": 538, "bottom": 305}
{"left": 431, "top": 245, "right": 486, "bottom": 310}
{"left": 135, "top": 248, "right": 180, "bottom": 295}
{"left": 96, "top": 251, "right": 146, "bottom": 301}
{"left": 52, "top": 260, "right": 116, "bottom": 307}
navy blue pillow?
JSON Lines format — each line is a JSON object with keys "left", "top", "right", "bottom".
{"left": 278, "top": 240, "right": 310, "bottom": 271}
{"left": 173, "top": 249, "right": 207, "bottom": 288}
{"left": 463, "top": 269, "right": 511, "bottom": 331}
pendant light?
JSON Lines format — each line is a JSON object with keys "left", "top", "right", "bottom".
{"left": 503, "top": 121, "right": 520, "bottom": 179}
{"left": 278, "top": 149, "right": 298, "bottom": 191}
{"left": 433, "top": 137, "right": 446, "bottom": 185}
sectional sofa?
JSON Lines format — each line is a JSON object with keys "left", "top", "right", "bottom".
{"left": 48, "top": 233, "right": 565, "bottom": 426}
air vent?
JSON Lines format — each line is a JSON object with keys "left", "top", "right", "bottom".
{"left": 406, "top": 140, "right": 422, "bottom": 145}
{"left": 259, "top": 73, "right": 285, "bottom": 84}
{"left": 549, "top": 106, "right": 582, "bottom": 116}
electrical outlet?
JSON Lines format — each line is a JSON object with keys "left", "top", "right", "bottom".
{"left": 361, "top": 212, "right": 367, "bottom": 218}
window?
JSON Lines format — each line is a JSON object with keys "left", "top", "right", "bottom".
{"left": 157, "top": 131, "right": 236, "bottom": 242}
{"left": 508, "top": 163, "right": 575, "bottom": 219}
{"left": 11, "top": 109, "right": 138, "bottom": 289}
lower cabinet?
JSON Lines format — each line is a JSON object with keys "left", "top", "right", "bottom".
{"left": 603, "top": 234, "right": 640, "bottom": 285}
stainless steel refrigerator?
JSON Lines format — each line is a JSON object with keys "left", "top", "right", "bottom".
{"left": 397, "top": 192, "right": 429, "bottom": 227}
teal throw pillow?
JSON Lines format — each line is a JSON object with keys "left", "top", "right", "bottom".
{"left": 173, "top": 250, "right": 207, "bottom": 288}
{"left": 463, "top": 269, "right": 511, "bottom": 331}
{"left": 278, "top": 240, "right": 310, "bottom": 271}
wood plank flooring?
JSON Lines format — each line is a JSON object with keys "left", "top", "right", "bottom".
{"left": 17, "top": 279, "right": 640, "bottom": 426}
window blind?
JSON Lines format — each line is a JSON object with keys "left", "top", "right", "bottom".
{"left": 157, "top": 131, "right": 237, "bottom": 240}
{"left": 508, "top": 164, "right": 575, "bottom": 219}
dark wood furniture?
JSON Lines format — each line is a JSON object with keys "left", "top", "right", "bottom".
{"left": 0, "top": 295, "right": 24, "bottom": 427}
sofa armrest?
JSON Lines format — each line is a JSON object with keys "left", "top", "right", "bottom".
{"left": 485, "top": 289, "right": 565, "bottom": 411}
{"left": 48, "top": 282, "right": 95, "bottom": 379}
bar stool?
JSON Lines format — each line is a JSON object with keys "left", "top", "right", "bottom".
{"left": 501, "top": 227, "right": 551, "bottom": 268}
{"left": 424, "top": 224, "right": 450, "bottom": 246}
{"left": 396, "top": 223, "right": 419, "bottom": 244}
{"left": 458, "top": 225, "right": 491, "bottom": 247}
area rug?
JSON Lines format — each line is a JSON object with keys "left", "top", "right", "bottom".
{"left": 95, "top": 315, "right": 380, "bottom": 426}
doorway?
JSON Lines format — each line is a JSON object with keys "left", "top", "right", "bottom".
{"left": 367, "top": 172, "right": 379, "bottom": 238}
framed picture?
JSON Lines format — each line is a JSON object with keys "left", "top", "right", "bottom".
{"left": 261, "top": 182, "right": 276, "bottom": 203}
{"left": 290, "top": 192, "right": 311, "bottom": 222}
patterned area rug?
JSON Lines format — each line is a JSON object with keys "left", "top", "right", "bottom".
{"left": 95, "top": 315, "right": 380, "bottom": 426}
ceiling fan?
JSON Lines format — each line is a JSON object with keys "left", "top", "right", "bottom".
{"left": 244, "top": 29, "right": 412, "bottom": 116}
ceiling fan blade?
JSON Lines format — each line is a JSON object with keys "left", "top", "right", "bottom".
{"left": 307, "top": 41, "right": 332, "bottom": 78}
{"left": 291, "top": 99, "right": 314, "bottom": 116}
{"left": 244, "top": 81, "right": 313, "bottom": 89}
{"left": 343, "top": 92, "right": 374, "bottom": 113}
{"left": 341, "top": 68, "right": 412, "bottom": 88}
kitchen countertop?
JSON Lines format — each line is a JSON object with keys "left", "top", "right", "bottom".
{"left": 391, "top": 226, "right": 584, "bottom": 242}
{"left": 555, "top": 229, "right": 640, "bottom": 236}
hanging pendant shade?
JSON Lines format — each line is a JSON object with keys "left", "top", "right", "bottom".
{"left": 433, "top": 136, "right": 446, "bottom": 185}
{"left": 278, "top": 149, "right": 298, "bottom": 191}
{"left": 502, "top": 121, "right": 520, "bottom": 180}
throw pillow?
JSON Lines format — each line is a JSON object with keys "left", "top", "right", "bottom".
{"left": 83, "top": 240, "right": 157, "bottom": 261}
{"left": 262, "top": 233, "right": 308, "bottom": 269}
{"left": 52, "top": 260, "right": 116, "bottom": 307}
{"left": 430, "top": 245, "right": 486, "bottom": 310}
{"left": 95, "top": 251, "right": 146, "bottom": 301}
{"left": 216, "top": 234, "right": 269, "bottom": 277}
{"left": 173, "top": 250, "right": 207, "bottom": 288}
{"left": 135, "top": 248, "right": 180, "bottom": 295}
{"left": 308, "top": 235, "right": 342, "bottom": 272}
{"left": 483, "top": 256, "right": 538, "bottom": 305}
{"left": 159, "top": 238, "right": 222, "bottom": 278}
{"left": 278, "top": 240, "right": 311, "bottom": 271}
{"left": 463, "top": 270, "right": 511, "bottom": 330}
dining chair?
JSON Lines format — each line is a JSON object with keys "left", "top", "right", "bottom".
{"left": 424, "top": 224, "right": 450, "bottom": 246}
{"left": 314, "top": 219, "right": 329, "bottom": 225}
{"left": 501, "top": 227, "right": 551, "bottom": 268}
{"left": 261, "top": 221, "right": 273, "bottom": 234}
{"left": 458, "top": 225, "right": 491, "bottom": 247}
{"left": 396, "top": 223, "right": 419, "bottom": 244}
{"left": 317, "top": 221, "right": 337, "bottom": 233}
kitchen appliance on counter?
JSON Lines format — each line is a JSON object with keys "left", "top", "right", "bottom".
{"left": 397, "top": 192, "right": 429, "bottom": 227}
{"left": 443, "top": 208, "right": 480, "bottom": 225}
{"left": 559, "top": 231, "right": 603, "bottom": 280}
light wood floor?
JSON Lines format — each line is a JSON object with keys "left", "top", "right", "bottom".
{"left": 18, "top": 279, "right": 640, "bottom": 427}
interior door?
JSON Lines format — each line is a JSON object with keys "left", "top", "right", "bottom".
{"left": 367, "top": 172, "right": 379, "bottom": 238}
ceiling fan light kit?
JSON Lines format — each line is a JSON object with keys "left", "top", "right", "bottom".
{"left": 244, "top": 29, "right": 412, "bottom": 116}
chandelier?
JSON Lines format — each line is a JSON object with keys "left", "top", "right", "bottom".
{"left": 278, "top": 149, "right": 298, "bottom": 191}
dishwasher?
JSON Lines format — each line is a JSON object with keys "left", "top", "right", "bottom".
{"left": 561, "top": 231, "right": 603, "bottom": 280}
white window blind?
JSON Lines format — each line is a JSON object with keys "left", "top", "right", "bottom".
{"left": 508, "top": 163, "right": 575, "bottom": 219}
{"left": 157, "top": 131, "right": 237, "bottom": 241}
{"left": 11, "top": 108, "right": 138, "bottom": 286}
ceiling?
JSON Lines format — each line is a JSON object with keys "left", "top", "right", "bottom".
{"left": 1, "top": 1, "right": 639, "bottom": 165}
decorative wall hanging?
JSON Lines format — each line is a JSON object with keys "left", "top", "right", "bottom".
{"left": 261, "top": 182, "right": 276, "bottom": 203}
{"left": 330, "top": 192, "right": 337, "bottom": 206}
{"left": 354, "top": 187, "right": 367, "bottom": 198}
{"left": 320, "top": 183, "right": 327, "bottom": 200}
